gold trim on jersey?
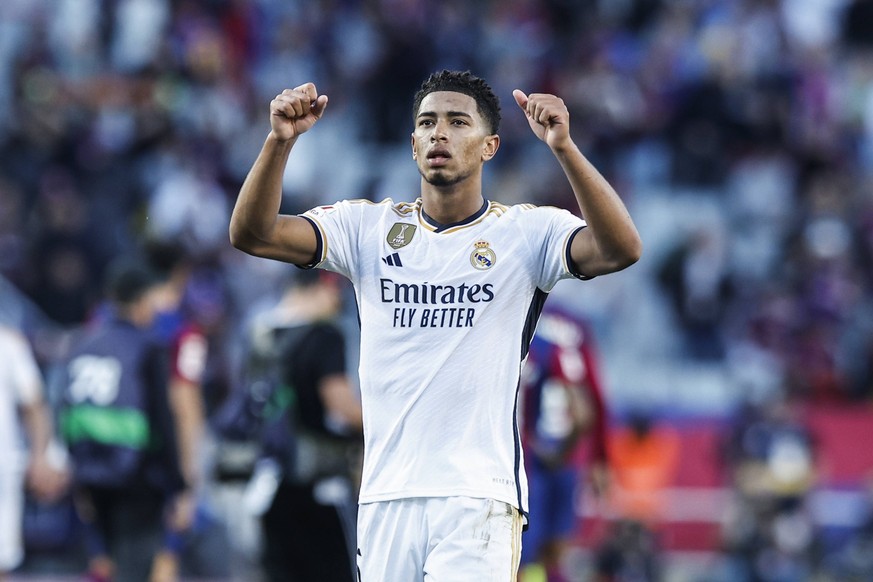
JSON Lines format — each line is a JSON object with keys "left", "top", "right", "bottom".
{"left": 382, "top": 198, "right": 550, "bottom": 234}
{"left": 303, "top": 214, "right": 329, "bottom": 265}
{"left": 342, "top": 198, "right": 416, "bottom": 214}
{"left": 304, "top": 198, "right": 423, "bottom": 262}
{"left": 561, "top": 225, "right": 594, "bottom": 280}
{"left": 391, "top": 200, "right": 418, "bottom": 217}
{"left": 417, "top": 200, "right": 507, "bottom": 234}
{"left": 344, "top": 198, "right": 384, "bottom": 205}
{"left": 560, "top": 228, "right": 574, "bottom": 275}
{"left": 509, "top": 506, "right": 522, "bottom": 581}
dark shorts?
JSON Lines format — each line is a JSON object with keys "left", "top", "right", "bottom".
{"left": 521, "top": 462, "right": 579, "bottom": 564}
{"left": 78, "top": 484, "right": 166, "bottom": 582}
{"left": 261, "top": 479, "right": 356, "bottom": 582}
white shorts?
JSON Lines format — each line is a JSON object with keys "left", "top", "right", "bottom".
{"left": 356, "top": 496, "right": 523, "bottom": 582}
{"left": 0, "top": 470, "right": 24, "bottom": 572}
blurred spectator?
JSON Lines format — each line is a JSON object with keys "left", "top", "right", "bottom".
{"left": 59, "top": 259, "right": 187, "bottom": 582}
{"left": 723, "top": 398, "right": 816, "bottom": 501}
{"left": 823, "top": 472, "right": 873, "bottom": 579}
{"left": 237, "top": 268, "right": 363, "bottom": 582}
{"left": 25, "top": 169, "right": 107, "bottom": 326}
{"left": 607, "top": 412, "right": 680, "bottom": 526}
{"left": 0, "top": 324, "right": 69, "bottom": 581}
{"left": 594, "top": 411, "right": 679, "bottom": 582}
{"left": 593, "top": 518, "right": 661, "bottom": 582}
{"left": 657, "top": 223, "right": 733, "bottom": 361}
{"left": 720, "top": 397, "right": 821, "bottom": 582}
{"left": 144, "top": 148, "right": 230, "bottom": 257}
{"left": 519, "top": 305, "right": 610, "bottom": 582}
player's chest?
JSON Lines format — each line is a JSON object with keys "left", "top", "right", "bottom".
{"left": 365, "top": 220, "right": 526, "bottom": 281}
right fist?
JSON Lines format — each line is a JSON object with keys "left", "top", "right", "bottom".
{"left": 270, "top": 83, "right": 329, "bottom": 142}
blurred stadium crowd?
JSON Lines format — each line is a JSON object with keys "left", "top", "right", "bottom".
{"left": 2, "top": 0, "right": 873, "bottom": 580}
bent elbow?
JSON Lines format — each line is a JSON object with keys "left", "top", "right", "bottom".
{"left": 607, "top": 237, "right": 643, "bottom": 273}
{"left": 623, "top": 237, "right": 643, "bottom": 268}
{"left": 228, "top": 224, "right": 244, "bottom": 250}
{"left": 228, "top": 221, "right": 256, "bottom": 254}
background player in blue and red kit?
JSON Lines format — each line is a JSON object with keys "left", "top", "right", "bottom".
{"left": 144, "top": 240, "right": 209, "bottom": 492}
{"left": 79, "top": 242, "right": 210, "bottom": 581}
{"left": 520, "top": 304, "right": 610, "bottom": 582}
{"left": 142, "top": 240, "right": 210, "bottom": 581}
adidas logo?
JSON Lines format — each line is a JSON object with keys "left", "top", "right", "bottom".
{"left": 381, "top": 253, "right": 403, "bottom": 267}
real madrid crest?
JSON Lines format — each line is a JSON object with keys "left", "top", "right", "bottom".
{"left": 470, "top": 240, "right": 496, "bottom": 270}
{"left": 386, "top": 223, "right": 417, "bottom": 249}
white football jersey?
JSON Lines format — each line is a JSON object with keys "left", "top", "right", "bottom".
{"left": 301, "top": 198, "right": 587, "bottom": 515}
{"left": 0, "top": 327, "right": 42, "bottom": 472}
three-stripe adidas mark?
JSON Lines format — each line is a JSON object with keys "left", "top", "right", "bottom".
{"left": 381, "top": 252, "right": 403, "bottom": 267}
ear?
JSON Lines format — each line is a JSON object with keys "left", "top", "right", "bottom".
{"left": 411, "top": 133, "right": 417, "bottom": 159}
{"left": 481, "top": 134, "right": 500, "bottom": 162}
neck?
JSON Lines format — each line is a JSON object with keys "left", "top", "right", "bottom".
{"left": 420, "top": 181, "right": 485, "bottom": 225}
{"left": 117, "top": 302, "right": 152, "bottom": 328}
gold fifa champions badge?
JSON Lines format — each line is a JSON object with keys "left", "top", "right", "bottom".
{"left": 387, "top": 223, "right": 417, "bottom": 249}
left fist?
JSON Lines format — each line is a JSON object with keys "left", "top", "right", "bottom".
{"left": 513, "top": 90, "right": 570, "bottom": 149}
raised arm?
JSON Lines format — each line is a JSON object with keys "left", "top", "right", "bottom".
{"left": 229, "top": 83, "right": 329, "bottom": 265}
{"left": 513, "top": 90, "right": 642, "bottom": 277}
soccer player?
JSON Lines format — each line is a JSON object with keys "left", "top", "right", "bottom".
{"left": 60, "top": 260, "right": 187, "bottom": 582}
{"left": 519, "top": 305, "right": 610, "bottom": 582}
{"left": 0, "top": 324, "right": 68, "bottom": 582}
{"left": 142, "top": 240, "right": 210, "bottom": 582}
{"left": 229, "top": 70, "right": 641, "bottom": 580}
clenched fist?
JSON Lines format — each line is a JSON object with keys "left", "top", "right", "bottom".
{"left": 270, "top": 83, "right": 329, "bottom": 142}
{"left": 513, "top": 90, "right": 571, "bottom": 151}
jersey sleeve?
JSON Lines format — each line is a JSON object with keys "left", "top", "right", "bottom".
{"left": 4, "top": 329, "right": 43, "bottom": 406}
{"left": 523, "top": 206, "right": 590, "bottom": 291}
{"left": 171, "top": 325, "right": 208, "bottom": 385}
{"left": 299, "top": 200, "right": 365, "bottom": 281}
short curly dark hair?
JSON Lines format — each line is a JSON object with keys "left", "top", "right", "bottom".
{"left": 412, "top": 70, "right": 501, "bottom": 134}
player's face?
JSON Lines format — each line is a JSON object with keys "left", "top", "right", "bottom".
{"left": 411, "top": 91, "right": 498, "bottom": 187}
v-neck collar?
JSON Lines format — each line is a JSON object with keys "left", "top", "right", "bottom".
{"left": 420, "top": 199, "right": 490, "bottom": 233}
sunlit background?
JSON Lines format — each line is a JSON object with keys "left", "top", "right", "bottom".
{"left": 2, "top": 0, "right": 873, "bottom": 580}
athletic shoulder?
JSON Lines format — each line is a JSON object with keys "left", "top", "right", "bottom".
{"left": 489, "top": 201, "right": 583, "bottom": 229}
{"left": 303, "top": 197, "right": 419, "bottom": 219}
{"left": 490, "top": 201, "right": 573, "bottom": 217}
